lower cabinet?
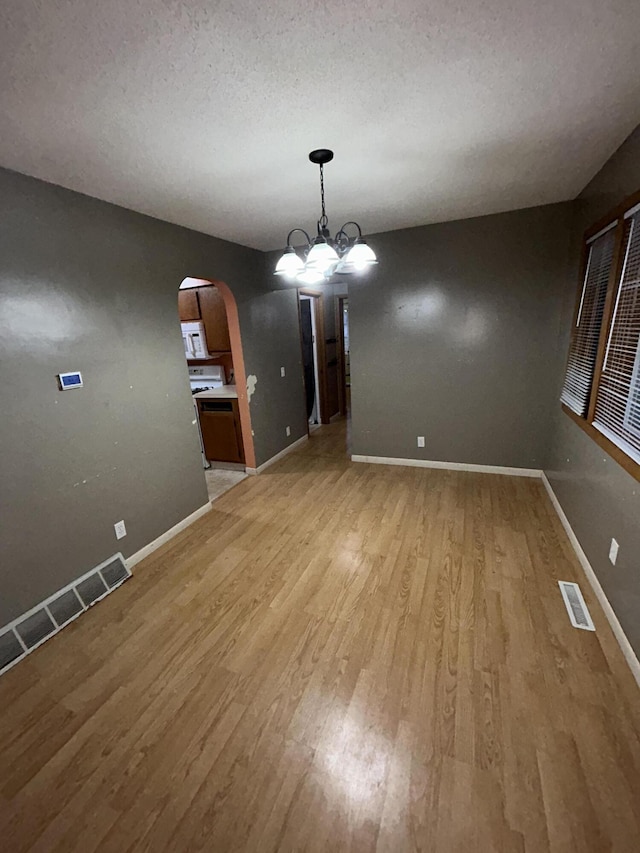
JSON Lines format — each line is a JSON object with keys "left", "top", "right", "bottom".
{"left": 197, "top": 399, "right": 244, "bottom": 464}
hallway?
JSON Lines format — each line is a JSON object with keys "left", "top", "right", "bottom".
{"left": 1, "top": 420, "right": 639, "bottom": 851}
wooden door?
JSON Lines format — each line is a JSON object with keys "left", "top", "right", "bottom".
{"left": 178, "top": 289, "right": 200, "bottom": 321}
{"left": 198, "top": 286, "right": 231, "bottom": 352}
{"left": 316, "top": 292, "right": 340, "bottom": 422}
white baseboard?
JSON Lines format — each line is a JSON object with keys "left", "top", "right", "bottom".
{"left": 126, "top": 502, "right": 212, "bottom": 569}
{"left": 351, "top": 454, "right": 542, "bottom": 478}
{"left": 541, "top": 473, "right": 640, "bottom": 688}
{"left": 245, "top": 434, "right": 308, "bottom": 476}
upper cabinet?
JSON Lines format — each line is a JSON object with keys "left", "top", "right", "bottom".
{"left": 178, "top": 285, "right": 231, "bottom": 352}
{"left": 178, "top": 289, "right": 200, "bottom": 322}
{"left": 198, "top": 286, "right": 231, "bottom": 352}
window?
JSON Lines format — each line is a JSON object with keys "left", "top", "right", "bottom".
{"left": 560, "top": 225, "right": 615, "bottom": 416}
{"left": 561, "top": 191, "right": 640, "bottom": 480}
{"left": 625, "top": 352, "right": 640, "bottom": 438}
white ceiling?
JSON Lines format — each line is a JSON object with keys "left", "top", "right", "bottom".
{"left": 1, "top": 1, "right": 639, "bottom": 251}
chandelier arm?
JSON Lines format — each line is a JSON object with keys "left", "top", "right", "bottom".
{"left": 286, "top": 228, "right": 312, "bottom": 248}
{"left": 337, "top": 221, "right": 363, "bottom": 239}
{"left": 334, "top": 229, "right": 349, "bottom": 253}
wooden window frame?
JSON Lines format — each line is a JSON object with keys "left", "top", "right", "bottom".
{"left": 561, "top": 187, "right": 640, "bottom": 482}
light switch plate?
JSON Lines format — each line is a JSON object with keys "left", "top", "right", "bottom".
{"left": 417, "top": 436, "right": 425, "bottom": 448}
{"left": 114, "top": 520, "right": 127, "bottom": 540}
{"left": 280, "top": 366, "right": 286, "bottom": 377}
{"left": 609, "top": 538, "right": 619, "bottom": 565}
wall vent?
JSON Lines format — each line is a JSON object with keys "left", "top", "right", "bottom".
{"left": 558, "top": 581, "right": 596, "bottom": 631}
{"left": 0, "top": 630, "right": 24, "bottom": 671}
{"left": 100, "top": 557, "right": 130, "bottom": 589}
{"left": 76, "top": 573, "right": 108, "bottom": 607}
{"left": 15, "top": 609, "right": 56, "bottom": 649}
{"left": 48, "top": 589, "right": 84, "bottom": 628}
{"left": 0, "top": 553, "right": 131, "bottom": 677}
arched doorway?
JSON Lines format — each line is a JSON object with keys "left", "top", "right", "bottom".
{"left": 178, "top": 277, "right": 256, "bottom": 473}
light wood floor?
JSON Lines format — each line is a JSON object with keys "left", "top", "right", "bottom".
{"left": 1, "top": 420, "right": 640, "bottom": 852}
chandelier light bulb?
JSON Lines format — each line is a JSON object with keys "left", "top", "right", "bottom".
{"left": 343, "top": 239, "right": 377, "bottom": 271}
{"left": 274, "top": 247, "right": 304, "bottom": 279}
{"left": 306, "top": 240, "right": 339, "bottom": 273}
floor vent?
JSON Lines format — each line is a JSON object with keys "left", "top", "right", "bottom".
{"left": 559, "top": 581, "right": 596, "bottom": 631}
{"left": 0, "top": 553, "right": 131, "bottom": 677}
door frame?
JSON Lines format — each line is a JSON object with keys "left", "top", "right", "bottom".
{"left": 298, "top": 293, "right": 321, "bottom": 425}
{"left": 297, "top": 289, "right": 330, "bottom": 426}
{"left": 336, "top": 295, "right": 348, "bottom": 417}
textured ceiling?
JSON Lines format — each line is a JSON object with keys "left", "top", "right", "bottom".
{"left": 1, "top": 1, "right": 639, "bottom": 251}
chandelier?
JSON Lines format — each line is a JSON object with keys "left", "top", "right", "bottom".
{"left": 274, "top": 149, "right": 378, "bottom": 285}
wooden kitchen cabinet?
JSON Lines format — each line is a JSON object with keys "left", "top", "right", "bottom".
{"left": 198, "top": 286, "right": 231, "bottom": 352}
{"left": 179, "top": 285, "right": 231, "bottom": 353}
{"left": 197, "top": 399, "right": 244, "bottom": 463}
{"left": 178, "top": 289, "right": 201, "bottom": 321}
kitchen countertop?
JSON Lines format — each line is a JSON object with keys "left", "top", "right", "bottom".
{"left": 193, "top": 385, "right": 238, "bottom": 400}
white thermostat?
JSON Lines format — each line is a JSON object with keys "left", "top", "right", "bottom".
{"left": 58, "top": 371, "right": 83, "bottom": 390}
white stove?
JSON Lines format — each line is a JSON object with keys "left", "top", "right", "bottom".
{"left": 189, "top": 364, "right": 224, "bottom": 394}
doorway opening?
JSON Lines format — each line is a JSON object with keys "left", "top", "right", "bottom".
{"left": 299, "top": 293, "right": 321, "bottom": 428}
{"left": 178, "top": 277, "right": 255, "bottom": 502}
{"left": 297, "top": 287, "right": 344, "bottom": 435}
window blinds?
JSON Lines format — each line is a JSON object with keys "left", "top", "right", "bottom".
{"left": 560, "top": 227, "right": 616, "bottom": 416}
{"left": 593, "top": 213, "right": 640, "bottom": 464}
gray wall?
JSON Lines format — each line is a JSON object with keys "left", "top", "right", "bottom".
{"left": 546, "top": 126, "right": 640, "bottom": 654}
{"left": 0, "top": 167, "right": 306, "bottom": 625}
{"left": 348, "top": 203, "right": 573, "bottom": 468}
{"left": 240, "top": 283, "right": 307, "bottom": 465}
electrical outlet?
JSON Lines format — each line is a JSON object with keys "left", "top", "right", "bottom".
{"left": 609, "top": 538, "right": 619, "bottom": 565}
{"left": 286, "top": 426, "right": 291, "bottom": 437}
{"left": 114, "top": 520, "right": 127, "bottom": 540}
{"left": 280, "top": 366, "right": 286, "bottom": 377}
{"left": 417, "top": 436, "right": 425, "bottom": 448}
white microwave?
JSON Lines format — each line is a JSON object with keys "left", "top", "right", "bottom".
{"left": 182, "top": 321, "right": 210, "bottom": 359}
